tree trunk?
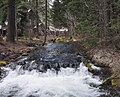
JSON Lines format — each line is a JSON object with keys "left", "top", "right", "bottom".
{"left": 103, "top": 0, "right": 109, "bottom": 39}
{"left": 98, "top": 0, "right": 110, "bottom": 40}
{"left": 6, "top": 0, "right": 16, "bottom": 43}
{"left": 42, "top": 0, "right": 47, "bottom": 45}
{"left": 36, "top": 0, "right": 39, "bottom": 35}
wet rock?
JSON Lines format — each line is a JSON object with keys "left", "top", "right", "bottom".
{"left": 0, "top": 68, "right": 8, "bottom": 79}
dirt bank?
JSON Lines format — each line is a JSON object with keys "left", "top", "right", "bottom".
{"left": 89, "top": 48, "right": 120, "bottom": 86}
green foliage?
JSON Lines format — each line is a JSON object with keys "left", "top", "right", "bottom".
{"left": 0, "top": 0, "right": 51, "bottom": 28}
{"left": 76, "top": 17, "right": 96, "bottom": 33}
{"left": 52, "top": 0, "right": 98, "bottom": 33}
{"left": 51, "top": 0, "right": 120, "bottom": 49}
{"left": 52, "top": 0, "right": 67, "bottom": 27}
{"left": 0, "top": 0, "right": 119, "bottom": 48}
{"left": 17, "top": 33, "right": 31, "bottom": 39}
{"left": 0, "top": 0, "right": 7, "bottom": 24}
{"left": 81, "top": 38, "right": 99, "bottom": 49}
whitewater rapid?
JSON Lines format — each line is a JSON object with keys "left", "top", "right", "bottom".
{"left": 0, "top": 62, "right": 103, "bottom": 97}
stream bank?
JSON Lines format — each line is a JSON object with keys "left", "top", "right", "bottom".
{"left": 78, "top": 40, "right": 120, "bottom": 96}
{"left": 88, "top": 48, "right": 120, "bottom": 86}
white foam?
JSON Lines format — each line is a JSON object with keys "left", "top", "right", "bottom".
{"left": 0, "top": 62, "right": 103, "bottom": 97}
{"left": 89, "top": 63, "right": 101, "bottom": 70}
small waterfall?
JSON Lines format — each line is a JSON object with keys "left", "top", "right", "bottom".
{"left": 0, "top": 62, "right": 103, "bottom": 97}
{"left": 0, "top": 42, "right": 105, "bottom": 97}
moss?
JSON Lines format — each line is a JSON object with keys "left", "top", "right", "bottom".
{"left": 50, "top": 38, "right": 59, "bottom": 43}
{"left": 102, "top": 77, "right": 113, "bottom": 86}
{"left": 73, "top": 38, "right": 77, "bottom": 41}
{"left": 50, "top": 37, "right": 77, "bottom": 43}
{"left": 102, "top": 76, "right": 119, "bottom": 86}
{"left": 111, "top": 79, "right": 117, "bottom": 86}
{"left": 83, "top": 59, "right": 94, "bottom": 73}
{"left": 111, "top": 74, "right": 120, "bottom": 86}
{"left": 9, "top": 54, "right": 19, "bottom": 59}
{"left": 55, "top": 38, "right": 64, "bottom": 42}
{"left": 81, "top": 38, "right": 99, "bottom": 49}
{"left": 0, "top": 61, "right": 8, "bottom": 66}
{"left": 84, "top": 63, "right": 94, "bottom": 73}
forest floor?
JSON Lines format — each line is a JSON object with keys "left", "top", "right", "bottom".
{"left": 0, "top": 35, "right": 76, "bottom": 63}
{"left": 0, "top": 38, "right": 43, "bottom": 64}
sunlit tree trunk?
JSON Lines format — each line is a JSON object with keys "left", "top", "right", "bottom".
{"left": 6, "top": 0, "right": 16, "bottom": 43}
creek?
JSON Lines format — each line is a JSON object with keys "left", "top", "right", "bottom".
{"left": 0, "top": 42, "right": 114, "bottom": 97}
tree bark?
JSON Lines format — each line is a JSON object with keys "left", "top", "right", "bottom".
{"left": 98, "top": 0, "right": 110, "bottom": 40}
{"left": 6, "top": 0, "right": 16, "bottom": 43}
{"left": 36, "top": 0, "right": 39, "bottom": 35}
{"left": 42, "top": 0, "right": 47, "bottom": 45}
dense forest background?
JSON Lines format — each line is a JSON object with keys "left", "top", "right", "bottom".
{"left": 52, "top": 0, "right": 120, "bottom": 49}
{"left": 0, "top": 0, "right": 120, "bottom": 49}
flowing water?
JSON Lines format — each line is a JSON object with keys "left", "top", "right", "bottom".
{"left": 0, "top": 42, "right": 105, "bottom": 97}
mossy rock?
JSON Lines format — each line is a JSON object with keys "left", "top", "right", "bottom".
{"left": 50, "top": 38, "right": 64, "bottom": 43}
{"left": 102, "top": 76, "right": 119, "bottom": 86}
{"left": 50, "top": 38, "right": 77, "bottom": 43}
{"left": 56, "top": 38, "right": 64, "bottom": 42}
{"left": 85, "top": 63, "right": 94, "bottom": 73}
{"left": 111, "top": 77, "right": 120, "bottom": 86}
{"left": 102, "top": 77, "right": 113, "bottom": 86}
{"left": 72, "top": 39, "right": 77, "bottom": 42}
{"left": 0, "top": 61, "right": 8, "bottom": 66}
{"left": 50, "top": 38, "right": 58, "bottom": 43}
{"left": 83, "top": 58, "right": 94, "bottom": 73}
{"left": 9, "top": 54, "right": 19, "bottom": 59}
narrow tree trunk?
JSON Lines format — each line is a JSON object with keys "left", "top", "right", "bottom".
{"left": 98, "top": 0, "right": 102, "bottom": 39}
{"left": 42, "top": 0, "right": 47, "bottom": 45}
{"left": 102, "top": 0, "right": 108, "bottom": 39}
{"left": 36, "top": 0, "right": 39, "bottom": 35}
{"left": 6, "top": 0, "right": 16, "bottom": 43}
